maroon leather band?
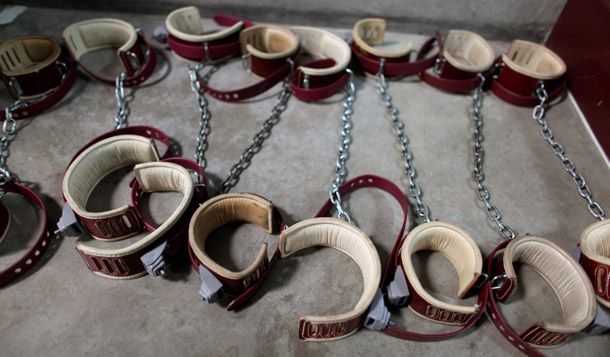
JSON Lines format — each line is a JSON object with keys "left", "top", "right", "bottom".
{"left": 484, "top": 240, "right": 556, "bottom": 356}
{"left": 299, "top": 317, "right": 364, "bottom": 340}
{"left": 67, "top": 126, "right": 172, "bottom": 167}
{"left": 490, "top": 57, "right": 566, "bottom": 107}
{"left": 315, "top": 174, "right": 409, "bottom": 287}
{"left": 76, "top": 162, "right": 205, "bottom": 278}
{"left": 350, "top": 36, "right": 438, "bottom": 77}
{"left": 290, "top": 59, "right": 350, "bottom": 101}
{"left": 0, "top": 182, "right": 52, "bottom": 288}
{"left": 0, "top": 200, "right": 8, "bottom": 240}
{"left": 78, "top": 207, "right": 142, "bottom": 240}
{"left": 199, "top": 52, "right": 299, "bottom": 102}
{"left": 0, "top": 47, "right": 77, "bottom": 121}
{"left": 309, "top": 174, "right": 409, "bottom": 340}
{"left": 188, "top": 195, "right": 284, "bottom": 311}
{"left": 167, "top": 14, "right": 254, "bottom": 61}
{"left": 131, "top": 157, "right": 207, "bottom": 233}
{"left": 418, "top": 33, "right": 489, "bottom": 92}
{"left": 580, "top": 253, "right": 610, "bottom": 306}
{"left": 67, "top": 31, "right": 157, "bottom": 87}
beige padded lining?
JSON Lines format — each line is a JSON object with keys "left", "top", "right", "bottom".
{"left": 189, "top": 193, "right": 274, "bottom": 280}
{"left": 580, "top": 220, "right": 610, "bottom": 308}
{"left": 0, "top": 36, "right": 61, "bottom": 75}
{"left": 442, "top": 30, "right": 494, "bottom": 73}
{"left": 352, "top": 18, "right": 412, "bottom": 58}
{"left": 240, "top": 25, "right": 298, "bottom": 60}
{"left": 290, "top": 27, "right": 351, "bottom": 76}
{"left": 62, "top": 135, "right": 160, "bottom": 220}
{"left": 502, "top": 40, "right": 566, "bottom": 80}
{"left": 165, "top": 6, "right": 243, "bottom": 43}
{"left": 401, "top": 221, "right": 482, "bottom": 315}
{"left": 62, "top": 18, "right": 137, "bottom": 63}
{"left": 279, "top": 218, "right": 381, "bottom": 327}
{"left": 77, "top": 162, "right": 193, "bottom": 258}
{"left": 503, "top": 236, "right": 596, "bottom": 333}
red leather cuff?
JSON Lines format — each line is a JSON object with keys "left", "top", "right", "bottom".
{"left": 290, "top": 59, "right": 350, "bottom": 101}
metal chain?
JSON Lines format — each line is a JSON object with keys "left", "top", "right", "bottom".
{"left": 375, "top": 59, "right": 431, "bottom": 222}
{"left": 188, "top": 64, "right": 214, "bottom": 184}
{"left": 329, "top": 69, "right": 356, "bottom": 223}
{"left": 217, "top": 59, "right": 294, "bottom": 194}
{"left": 472, "top": 73, "right": 515, "bottom": 240}
{"left": 0, "top": 106, "right": 20, "bottom": 198}
{"left": 113, "top": 72, "right": 132, "bottom": 129}
{"left": 532, "top": 83, "right": 605, "bottom": 220}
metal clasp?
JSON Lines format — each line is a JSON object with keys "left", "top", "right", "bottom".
{"left": 198, "top": 264, "right": 223, "bottom": 303}
{"left": 241, "top": 53, "right": 252, "bottom": 71}
{"left": 140, "top": 240, "right": 168, "bottom": 276}
{"left": 55, "top": 203, "right": 85, "bottom": 237}
{"left": 8, "top": 77, "right": 23, "bottom": 98}
{"left": 302, "top": 73, "right": 310, "bottom": 90}
{"left": 433, "top": 57, "right": 446, "bottom": 75}
{"left": 490, "top": 273, "right": 508, "bottom": 291}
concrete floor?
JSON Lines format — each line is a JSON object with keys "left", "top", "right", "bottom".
{"left": 1, "top": 7, "right": 609, "bottom": 356}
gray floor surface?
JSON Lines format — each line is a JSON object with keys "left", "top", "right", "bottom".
{"left": 0, "top": 6, "right": 608, "bottom": 356}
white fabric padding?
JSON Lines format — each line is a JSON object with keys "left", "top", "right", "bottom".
{"left": 442, "top": 30, "right": 494, "bottom": 73}
{"left": 352, "top": 18, "right": 412, "bottom": 58}
{"left": 189, "top": 193, "right": 274, "bottom": 280}
{"left": 62, "top": 18, "right": 137, "bottom": 62}
{"left": 240, "top": 25, "right": 298, "bottom": 60}
{"left": 279, "top": 218, "right": 381, "bottom": 327}
{"left": 580, "top": 220, "right": 610, "bottom": 308}
{"left": 165, "top": 6, "right": 243, "bottom": 43}
{"left": 76, "top": 161, "right": 194, "bottom": 257}
{"left": 62, "top": 135, "right": 160, "bottom": 220}
{"left": 401, "top": 221, "right": 483, "bottom": 315}
{"left": 290, "top": 27, "right": 351, "bottom": 77}
{"left": 502, "top": 40, "right": 566, "bottom": 80}
{"left": 503, "top": 236, "right": 596, "bottom": 333}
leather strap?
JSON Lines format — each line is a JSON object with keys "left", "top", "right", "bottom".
{"left": 396, "top": 222, "right": 484, "bottom": 325}
{"left": 490, "top": 40, "right": 567, "bottom": 107}
{"left": 0, "top": 182, "right": 52, "bottom": 288}
{"left": 188, "top": 193, "right": 284, "bottom": 311}
{"left": 285, "top": 174, "right": 408, "bottom": 341}
{"left": 62, "top": 135, "right": 161, "bottom": 241}
{"left": 486, "top": 236, "right": 597, "bottom": 354}
{"left": 166, "top": 7, "right": 253, "bottom": 62}
{"left": 0, "top": 200, "right": 8, "bottom": 245}
{"left": 419, "top": 30, "right": 494, "bottom": 92}
{"left": 579, "top": 220, "right": 610, "bottom": 308}
{"left": 280, "top": 217, "right": 381, "bottom": 341}
{"left": 350, "top": 18, "right": 438, "bottom": 77}
{"left": 197, "top": 25, "right": 299, "bottom": 102}
{"left": 76, "top": 161, "right": 200, "bottom": 279}
{"left": 290, "top": 27, "right": 351, "bottom": 101}
{"left": 67, "top": 126, "right": 172, "bottom": 167}
{"left": 63, "top": 18, "right": 157, "bottom": 87}
{"left": 0, "top": 36, "right": 77, "bottom": 121}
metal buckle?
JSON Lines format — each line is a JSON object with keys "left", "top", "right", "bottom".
{"left": 8, "top": 77, "right": 23, "bottom": 98}
{"left": 492, "top": 62, "right": 505, "bottom": 79}
{"left": 203, "top": 42, "right": 210, "bottom": 61}
{"left": 125, "top": 51, "right": 140, "bottom": 73}
{"left": 302, "top": 73, "right": 310, "bottom": 90}
{"left": 386, "top": 265, "right": 410, "bottom": 306}
{"left": 433, "top": 57, "right": 446, "bottom": 75}
{"left": 490, "top": 273, "right": 508, "bottom": 291}
{"left": 241, "top": 53, "right": 252, "bottom": 71}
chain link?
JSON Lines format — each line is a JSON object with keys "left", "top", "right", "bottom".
{"left": 217, "top": 59, "right": 294, "bottom": 194}
{"left": 375, "top": 60, "right": 431, "bottom": 222}
{"left": 188, "top": 64, "right": 214, "bottom": 184}
{"left": 329, "top": 69, "right": 356, "bottom": 223}
{"left": 1, "top": 105, "right": 22, "bottom": 198}
{"left": 532, "top": 83, "right": 605, "bottom": 220}
{"left": 471, "top": 73, "right": 515, "bottom": 240}
{"left": 113, "top": 73, "right": 132, "bottom": 129}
